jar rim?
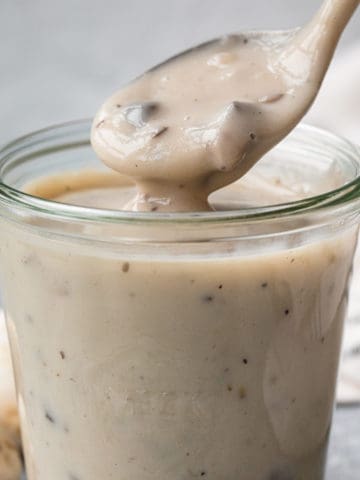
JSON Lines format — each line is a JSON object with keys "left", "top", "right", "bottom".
{"left": 0, "top": 119, "right": 360, "bottom": 226}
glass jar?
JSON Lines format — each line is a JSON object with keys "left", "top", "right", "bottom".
{"left": 0, "top": 120, "right": 359, "bottom": 480}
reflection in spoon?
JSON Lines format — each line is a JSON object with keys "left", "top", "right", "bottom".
{"left": 92, "top": 0, "right": 358, "bottom": 212}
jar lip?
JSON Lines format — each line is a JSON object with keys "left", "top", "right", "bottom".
{"left": 0, "top": 119, "right": 360, "bottom": 226}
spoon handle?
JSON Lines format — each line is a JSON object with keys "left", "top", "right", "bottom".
{"left": 315, "top": 0, "right": 359, "bottom": 37}
{"left": 287, "top": 0, "right": 359, "bottom": 85}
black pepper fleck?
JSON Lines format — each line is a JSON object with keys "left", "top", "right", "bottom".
{"left": 261, "top": 282, "right": 268, "bottom": 288}
{"left": 152, "top": 126, "right": 169, "bottom": 138}
{"left": 284, "top": 309, "right": 290, "bottom": 316}
{"left": 45, "top": 410, "right": 55, "bottom": 424}
{"left": 151, "top": 206, "right": 158, "bottom": 212}
{"left": 203, "top": 295, "right": 214, "bottom": 303}
{"left": 249, "top": 132, "right": 256, "bottom": 140}
{"left": 243, "top": 358, "right": 248, "bottom": 365}
{"left": 227, "top": 384, "right": 233, "bottom": 392}
{"left": 60, "top": 351, "right": 65, "bottom": 360}
{"left": 200, "top": 472, "right": 206, "bottom": 477}
{"left": 122, "top": 262, "right": 130, "bottom": 273}
{"left": 218, "top": 284, "right": 223, "bottom": 289}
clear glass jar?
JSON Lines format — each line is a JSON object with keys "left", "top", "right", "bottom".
{"left": 0, "top": 120, "right": 359, "bottom": 480}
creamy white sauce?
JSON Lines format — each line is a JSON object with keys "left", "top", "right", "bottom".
{"left": 91, "top": 0, "right": 358, "bottom": 212}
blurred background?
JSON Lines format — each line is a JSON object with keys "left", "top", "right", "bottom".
{"left": 0, "top": 0, "right": 359, "bottom": 144}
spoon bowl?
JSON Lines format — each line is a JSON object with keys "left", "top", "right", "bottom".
{"left": 92, "top": 0, "right": 358, "bottom": 212}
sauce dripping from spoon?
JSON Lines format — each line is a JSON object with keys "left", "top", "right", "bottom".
{"left": 92, "top": 0, "right": 358, "bottom": 212}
